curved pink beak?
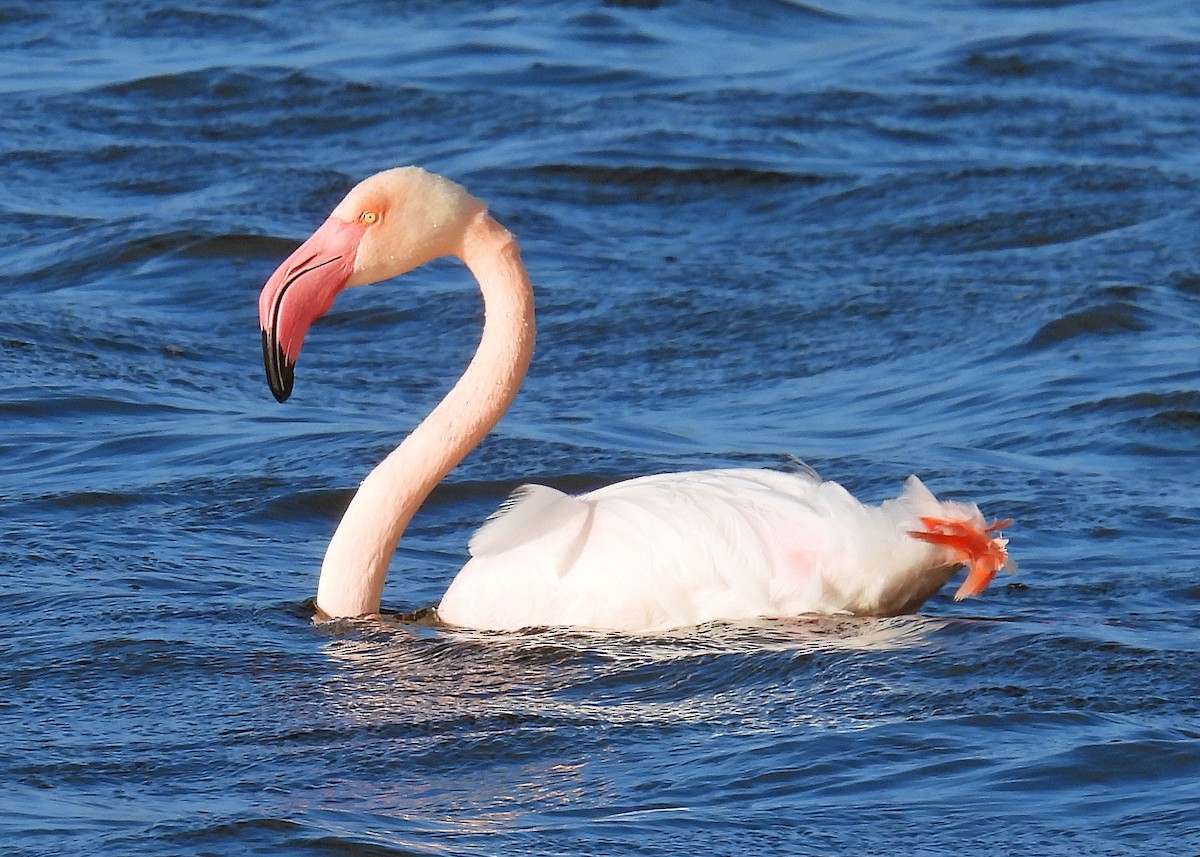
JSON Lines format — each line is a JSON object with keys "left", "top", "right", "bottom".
{"left": 258, "top": 216, "right": 366, "bottom": 402}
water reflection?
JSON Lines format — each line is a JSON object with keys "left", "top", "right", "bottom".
{"left": 281, "top": 614, "right": 955, "bottom": 841}
{"left": 313, "top": 613, "right": 954, "bottom": 731}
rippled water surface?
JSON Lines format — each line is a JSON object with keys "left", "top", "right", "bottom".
{"left": 3, "top": 1, "right": 1199, "bottom": 854}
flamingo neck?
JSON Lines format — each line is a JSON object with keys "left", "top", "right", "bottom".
{"left": 314, "top": 212, "right": 535, "bottom": 618}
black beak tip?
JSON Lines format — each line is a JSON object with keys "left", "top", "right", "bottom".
{"left": 261, "top": 329, "right": 295, "bottom": 404}
{"left": 270, "top": 365, "right": 294, "bottom": 404}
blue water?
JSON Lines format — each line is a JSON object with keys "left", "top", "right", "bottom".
{"left": 3, "top": 1, "right": 1199, "bottom": 854}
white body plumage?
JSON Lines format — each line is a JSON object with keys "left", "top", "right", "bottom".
{"left": 439, "top": 469, "right": 983, "bottom": 632}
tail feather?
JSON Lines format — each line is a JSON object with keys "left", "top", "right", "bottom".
{"left": 909, "top": 517, "right": 1013, "bottom": 601}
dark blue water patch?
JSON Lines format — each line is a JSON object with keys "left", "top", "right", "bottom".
{"left": 1143, "top": 407, "right": 1200, "bottom": 431}
{"left": 525, "top": 162, "right": 830, "bottom": 203}
{"left": 810, "top": 164, "right": 1197, "bottom": 257}
{"left": 98, "top": 67, "right": 388, "bottom": 131}
{"left": 1171, "top": 273, "right": 1200, "bottom": 309}
{"left": 564, "top": 9, "right": 669, "bottom": 46}
{"left": 1065, "top": 390, "right": 1200, "bottom": 422}
{"left": 175, "top": 232, "right": 298, "bottom": 261}
{"left": 1026, "top": 300, "right": 1151, "bottom": 347}
{"left": 117, "top": 6, "right": 281, "bottom": 41}
{"left": 947, "top": 26, "right": 1200, "bottom": 100}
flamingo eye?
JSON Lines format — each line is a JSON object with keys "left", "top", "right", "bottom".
{"left": 360, "top": 211, "right": 379, "bottom": 225}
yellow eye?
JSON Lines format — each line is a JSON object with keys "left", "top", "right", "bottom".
{"left": 360, "top": 211, "right": 378, "bottom": 225}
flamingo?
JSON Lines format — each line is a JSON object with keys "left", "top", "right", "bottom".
{"left": 258, "top": 167, "right": 1014, "bottom": 633}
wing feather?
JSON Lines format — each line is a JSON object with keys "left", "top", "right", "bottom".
{"left": 467, "top": 484, "right": 594, "bottom": 577}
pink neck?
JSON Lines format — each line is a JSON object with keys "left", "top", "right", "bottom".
{"left": 315, "top": 212, "right": 535, "bottom": 618}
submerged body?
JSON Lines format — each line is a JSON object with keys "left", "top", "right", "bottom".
{"left": 257, "top": 166, "right": 1014, "bottom": 632}
{"left": 442, "top": 468, "right": 1007, "bottom": 633}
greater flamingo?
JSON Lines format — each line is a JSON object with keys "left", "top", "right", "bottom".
{"left": 258, "top": 167, "right": 1014, "bottom": 632}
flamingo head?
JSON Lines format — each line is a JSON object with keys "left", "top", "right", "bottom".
{"left": 258, "top": 166, "right": 485, "bottom": 402}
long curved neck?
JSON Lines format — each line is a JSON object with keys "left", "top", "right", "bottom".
{"left": 315, "top": 212, "right": 535, "bottom": 618}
